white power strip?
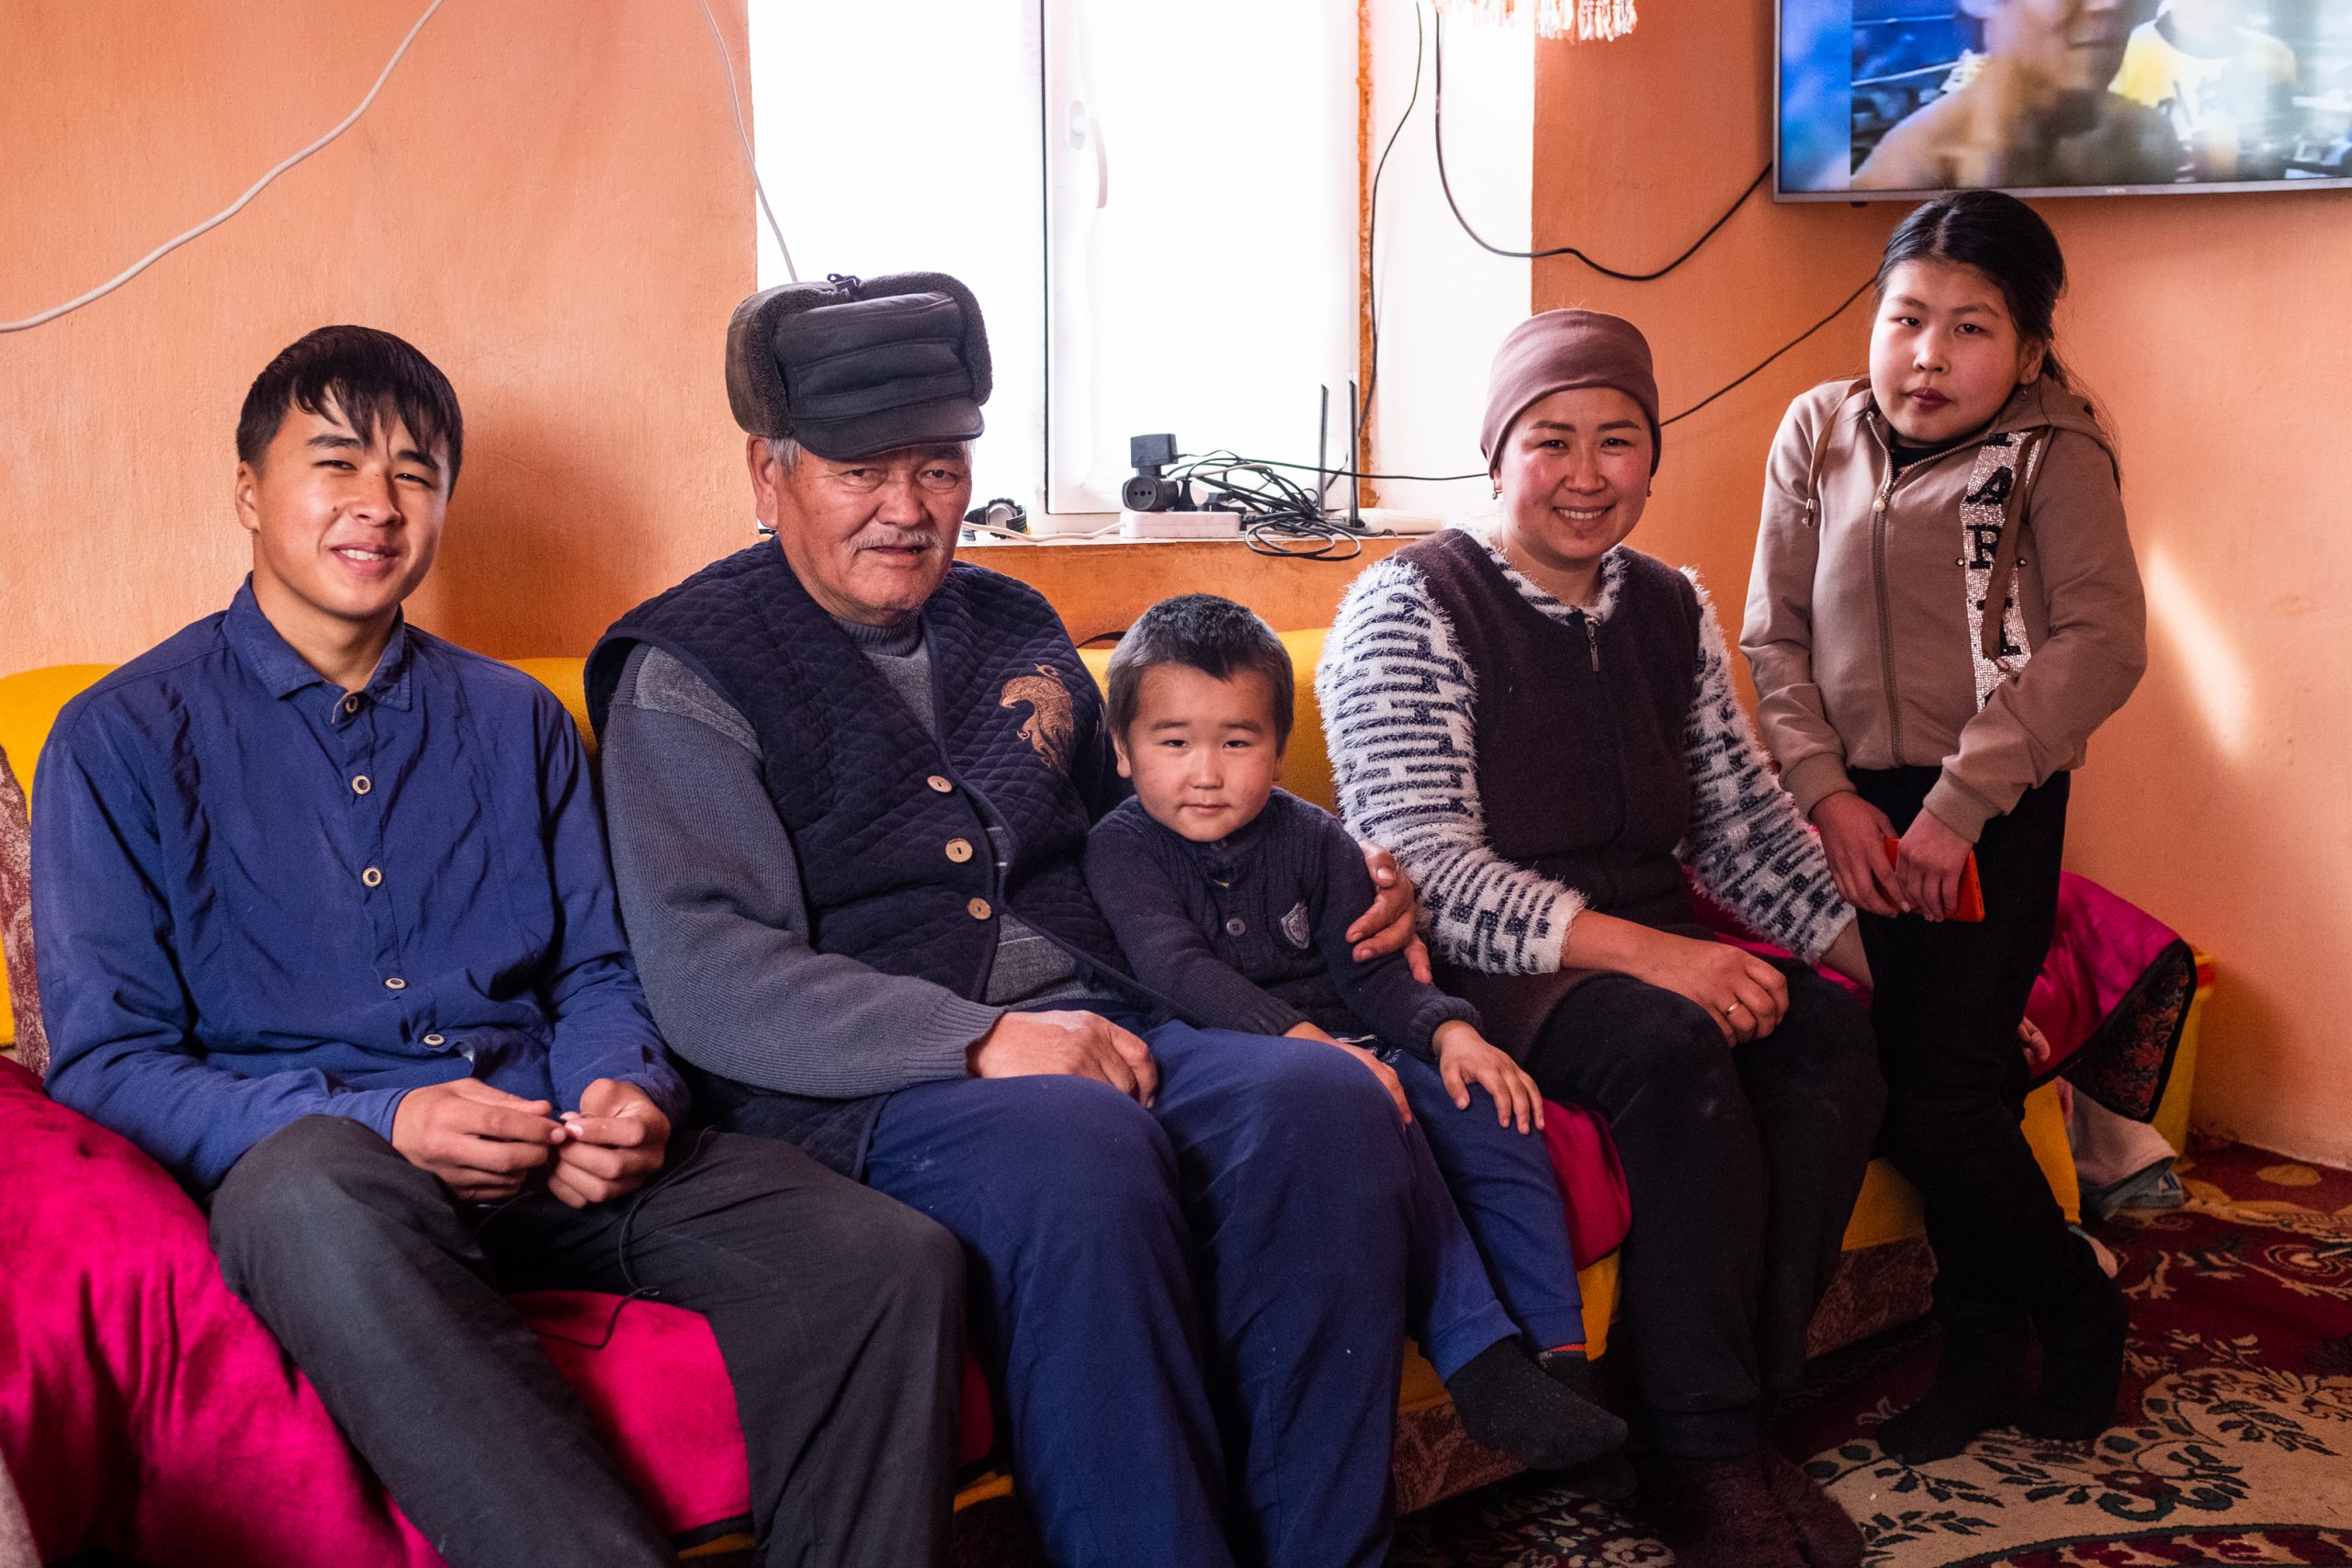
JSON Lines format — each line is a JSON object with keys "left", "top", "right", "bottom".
{"left": 1114, "top": 506, "right": 1449, "bottom": 541}
{"left": 1118, "top": 508, "right": 1246, "bottom": 540}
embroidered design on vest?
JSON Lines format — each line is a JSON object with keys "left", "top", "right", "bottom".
{"left": 1000, "top": 664, "right": 1075, "bottom": 770}
{"left": 1281, "top": 900, "right": 1312, "bottom": 950}
{"left": 1959, "top": 432, "right": 2041, "bottom": 708}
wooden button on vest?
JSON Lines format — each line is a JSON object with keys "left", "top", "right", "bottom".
{"left": 926, "top": 774, "right": 955, "bottom": 794}
{"left": 967, "top": 897, "right": 992, "bottom": 920}
{"left": 944, "top": 838, "right": 975, "bottom": 863}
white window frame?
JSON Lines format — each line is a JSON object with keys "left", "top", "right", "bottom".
{"left": 748, "top": 1, "right": 1368, "bottom": 537}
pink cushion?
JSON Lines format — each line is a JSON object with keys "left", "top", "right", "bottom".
{"left": 508, "top": 1292, "right": 751, "bottom": 1538}
{"left": 0, "top": 1058, "right": 758, "bottom": 1564}
{"left": 1540, "top": 1102, "right": 1632, "bottom": 1267}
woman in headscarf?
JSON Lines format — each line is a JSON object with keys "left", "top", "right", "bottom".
{"left": 1318, "top": 310, "right": 1884, "bottom": 1568}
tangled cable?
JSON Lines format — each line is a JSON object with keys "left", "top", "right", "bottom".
{"left": 1168, "top": 452, "right": 1369, "bottom": 559}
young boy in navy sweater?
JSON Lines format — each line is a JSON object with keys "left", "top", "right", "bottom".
{"left": 1085, "top": 593, "right": 1627, "bottom": 1483}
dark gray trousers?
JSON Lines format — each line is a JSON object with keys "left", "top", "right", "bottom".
{"left": 209, "top": 1115, "right": 963, "bottom": 1568}
{"left": 1521, "top": 962, "right": 1885, "bottom": 1461}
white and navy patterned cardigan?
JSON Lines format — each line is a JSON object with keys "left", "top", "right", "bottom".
{"left": 1316, "top": 529, "right": 1853, "bottom": 977}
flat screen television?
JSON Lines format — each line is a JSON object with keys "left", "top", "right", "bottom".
{"left": 1778, "top": 0, "right": 2352, "bottom": 198}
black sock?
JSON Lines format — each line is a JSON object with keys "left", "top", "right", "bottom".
{"left": 1877, "top": 1369, "right": 2022, "bottom": 1463}
{"left": 1448, "top": 1339, "right": 1628, "bottom": 1471}
{"left": 1878, "top": 1302, "right": 2028, "bottom": 1464}
{"left": 2018, "top": 1243, "right": 2128, "bottom": 1441}
{"left": 1539, "top": 1347, "right": 1596, "bottom": 1399}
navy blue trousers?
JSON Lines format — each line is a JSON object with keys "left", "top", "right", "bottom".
{"left": 865, "top": 1021, "right": 1415, "bottom": 1568}
{"left": 1389, "top": 1050, "right": 1586, "bottom": 1365}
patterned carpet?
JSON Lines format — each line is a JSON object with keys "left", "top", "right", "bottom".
{"left": 1394, "top": 1141, "right": 2352, "bottom": 1566}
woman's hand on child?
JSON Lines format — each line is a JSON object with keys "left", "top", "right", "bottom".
{"left": 1812, "top": 791, "right": 1906, "bottom": 917}
{"left": 1433, "top": 1021, "right": 1545, "bottom": 1134}
{"left": 1895, "top": 809, "right": 1973, "bottom": 922}
{"left": 1349, "top": 844, "right": 1433, "bottom": 982}
{"left": 968, "top": 1010, "right": 1159, "bottom": 1106}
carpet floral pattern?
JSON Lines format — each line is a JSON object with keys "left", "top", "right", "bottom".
{"left": 1394, "top": 1143, "right": 2352, "bottom": 1566}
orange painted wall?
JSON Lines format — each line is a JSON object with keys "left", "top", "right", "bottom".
{"left": 0, "top": 0, "right": 760, "bottom": 675}
{"left": 1530, "top": 3, "right": 2352, "bottom": 1163}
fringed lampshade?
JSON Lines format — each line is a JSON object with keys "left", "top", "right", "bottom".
{"left": 1430, "top": 0, "right": 1639, "bottom": 42}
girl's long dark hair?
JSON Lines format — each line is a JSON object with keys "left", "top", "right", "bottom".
{"left": 1876, "top": 190, "right": 2109, "bottom": 445}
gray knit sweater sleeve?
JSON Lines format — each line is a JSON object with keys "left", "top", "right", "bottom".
{"left": 600, "top": 645, "right": 1000, "bottom": 1098}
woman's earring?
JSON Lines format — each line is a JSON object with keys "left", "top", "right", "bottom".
{"left": 1490, "top": 483, "right": 1502, "bottom": 499}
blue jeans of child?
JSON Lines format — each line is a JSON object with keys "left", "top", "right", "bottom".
{"left": 1388, "top": 1049, "right": 1586, "bottom": 1362}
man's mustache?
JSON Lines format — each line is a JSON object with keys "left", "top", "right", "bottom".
{"left": 851, "top": 526, "right": 938, "bottom": 551}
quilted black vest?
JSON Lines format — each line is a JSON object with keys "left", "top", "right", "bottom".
{"left": 587, "top": 541, "right": 1131, "bottom": 999}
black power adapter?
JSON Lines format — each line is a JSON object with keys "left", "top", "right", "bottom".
{"left": 1122, "top": 433, "right": 1188, "bottom": 513}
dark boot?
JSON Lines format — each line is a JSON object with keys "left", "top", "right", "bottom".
{"left": 1876, "top": 1292, "right": 2029, "bottom": 1463}
{"left": 2018, "top": 1236, "right": 2129, "bottom": 1442}
{"left": 1643, "top": 1451, "right": 1807, "bottom": 1568}
{"left": 1757, "top": 1447, "right": 1865, "bottom": 1568}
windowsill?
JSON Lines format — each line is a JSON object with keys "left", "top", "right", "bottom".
{"left": 966, "top": 535, "right": 1413, "bottom": 646}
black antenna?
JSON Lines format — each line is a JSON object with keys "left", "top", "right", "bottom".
{"left": 1347, "top": 380, "right": 1362, "bottom": 531}
{"left": 1315, "top": 383, "right": 1333, "bottom": 512}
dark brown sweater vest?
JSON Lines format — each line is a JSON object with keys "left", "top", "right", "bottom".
{"left": 1402, "top": 530, "right": 1708, "bottom": 1050}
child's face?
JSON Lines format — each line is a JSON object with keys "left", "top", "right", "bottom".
{"left": 1870, "top": 259, "right": 2047, "bottom": 446}
{"left": 1114, "top": 665, "right": 1283, "bottom": 844}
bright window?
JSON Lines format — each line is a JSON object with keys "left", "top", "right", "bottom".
{"left": 751, "top": 1, "right": 1361, "bottom": 525}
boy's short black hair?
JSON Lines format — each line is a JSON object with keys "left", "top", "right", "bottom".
{"left": 1106, "top": 593, "right": 1295, "bottom": 750}
{"left": 235, "top": 325, "right": 464, "bottom": 488}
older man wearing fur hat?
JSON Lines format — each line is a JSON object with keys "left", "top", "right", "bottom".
{"left": 588, "top": 276, "right": 1488, "bottom": 1568}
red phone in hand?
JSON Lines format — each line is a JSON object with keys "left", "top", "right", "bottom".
{"left": 1883, "top": 837, "right": 1984, "bottom": 922}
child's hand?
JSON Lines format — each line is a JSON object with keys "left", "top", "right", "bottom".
{"left": 1433, "top": 1021, "right": 1545, "bottom": 1134}
{"left": 1895, "top": 809, "right": 1973, "bottom": 922}
{"left": 2018, "top": 1016, "right": 2053, "bottom": 1072}
{"left": 1283, "top": 1021, "right": 1343, "bottom": 1046}
{"left": 1812, "top": 791, "right": 1905, "bottom": 916}
{"left": 1331, "top": 1041, "right": 1411, "bottom": 1125}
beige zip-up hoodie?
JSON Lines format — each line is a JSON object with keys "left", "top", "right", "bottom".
{"left": 1741, "top": 377, "right": 2146, "bottom": 843}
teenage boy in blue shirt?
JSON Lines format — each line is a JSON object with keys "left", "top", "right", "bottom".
{"left": 34, "top": 326, "right": 962, "bottom": 1568}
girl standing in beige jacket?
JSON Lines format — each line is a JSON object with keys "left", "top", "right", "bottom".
{"left": 1742, "top": 190, "right": 2146, "bottom": 1465}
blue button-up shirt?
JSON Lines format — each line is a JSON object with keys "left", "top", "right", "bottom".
{"left": 35, "top": 581, "right": 684, "bottom": 1190}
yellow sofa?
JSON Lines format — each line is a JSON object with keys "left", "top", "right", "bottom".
{"left": 0, "top": 643, "right": 2107, "bottom": 1523}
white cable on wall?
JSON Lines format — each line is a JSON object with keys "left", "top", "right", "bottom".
{"left": 0, "top": 0, "right": 449, "bottom": 333}
{"left": 695, "top": 0, "right": 798, "bottom": 282}
{"left": 1, "top": 0, "right": 806, "bottom": 331}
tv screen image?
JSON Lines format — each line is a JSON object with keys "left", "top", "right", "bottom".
{"left": 1778, "top": 0, "right": 2352, "bottom": 197}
